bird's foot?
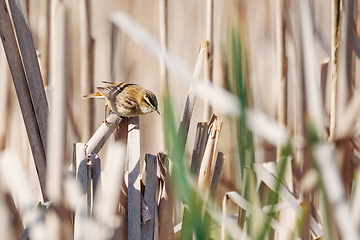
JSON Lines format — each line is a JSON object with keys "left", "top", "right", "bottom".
{"left": 103, "top": 120, "right": 110, "bottom": 127}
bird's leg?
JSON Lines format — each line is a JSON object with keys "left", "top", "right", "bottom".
{"left": 103, "top": 104, "right": 110, "bottom": 126}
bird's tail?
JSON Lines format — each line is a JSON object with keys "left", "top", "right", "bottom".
{"left": 83, "top": 92, "right": 104, "bottom": 99}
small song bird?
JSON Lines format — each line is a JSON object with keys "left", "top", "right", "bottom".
{"left": 84, "top": 81, "right": 160, "bottom": 122}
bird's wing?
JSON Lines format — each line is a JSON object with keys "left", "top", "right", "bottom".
{"left": 97, "top": 83, "right": 126, "bottom": 101}
{"left": 98, "top": 83, "right": 139, "bottom": 108}
{"left": 84, "top": 81, "right": 123, "bottom": 98}
{"left": 115, "top": 92, "right": 138, "bottom": 110}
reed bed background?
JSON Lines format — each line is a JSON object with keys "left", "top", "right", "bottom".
{"left": 1, "top": 0, "right": 360, "bottom": 239}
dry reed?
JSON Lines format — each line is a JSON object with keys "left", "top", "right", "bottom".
{"left": 2, "top": 1, "right": 360, "bottom": 240}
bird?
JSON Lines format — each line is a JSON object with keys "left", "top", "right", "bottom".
{"left": 84, "top": 81, "right": 160, "bottom": 123}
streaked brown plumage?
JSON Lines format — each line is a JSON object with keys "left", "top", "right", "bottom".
{"left": 84, "top": 81, "right": 160, "bottom": 119}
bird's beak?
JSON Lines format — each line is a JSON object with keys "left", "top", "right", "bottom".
{"left": 156, "top": 109, "right": 160, "bottom": 115}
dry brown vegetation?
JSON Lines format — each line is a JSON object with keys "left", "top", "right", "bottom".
{"left": 2, "top": 0, "right": 360, "bottom": 239}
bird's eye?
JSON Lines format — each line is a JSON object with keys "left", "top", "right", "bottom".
{"left": 145, "top": 93, "right": 157, "bottom": 109}
{"left": 144, "top": 98, "right": 152, "bottom": 107}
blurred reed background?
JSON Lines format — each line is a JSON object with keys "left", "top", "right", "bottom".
{"left": 2, "top": 0, "right": 360, "bottom": 239}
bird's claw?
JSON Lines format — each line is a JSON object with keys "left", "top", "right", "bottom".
{"left": 103, "top": 120, "right": 110, "bottom": 127}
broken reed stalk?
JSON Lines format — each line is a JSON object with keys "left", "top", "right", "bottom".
{"left": 91, "top": 154, "right": 101, "bottom": 207}
{"left": 116, "top": 118, "right": 129, "bottom": 239}
{"left": 127, "top": 116, "right": 141, "bottom": 240}
{"left": 329, "top": 0, "right": 341, "bottom": 140}
{"left": 73, "top": 150, "right": 100, "bottom": 239}
{"left": 209, "top": 152, "right": 225, "bottom": 197}
{"left": 73, "top": 142, "right": 88, "bottom": 239}
{"left": 195, "top": 115, "right": 223, "bottom": 236}
{"left": 0, "top": 0, "right": 47, "bottom": 201}
{"left": 80, "top": 0, "right": 95, "bottom": 142}
{"left": 276, "top": 0, "right": 287, "bottom": 158}
{"left": 203, "top": 0, "right": 214, "bottom": 120}
{"left": 141, "top": 154, "right": 157, "bottom": 240}
{"left": 85, "top": 113, "right": 122, "bottom": 155}
{"left": 181, "top": 115, "right": 223, "bottom": 240}
{"left": 73, "top": 113, "right": 121, "bottom": 230}
{"left": 115, "top": 116, "right": 129, "bottom": 146}
{"left": 172, "top": 46, "right": 206, "bottom": 232}
{"left": 176, "top": 45, "right": 206, "bottom": 160}
{"left": 158, "top": 153, "right": 175, "bottom": 240}
{"left": 197, "top": 115, "right": 223, "bottom": 193}
{"left": 154, "top": 183, "right": 160, "bottom": 240}
{"left": 190, "top": 122, "right": 209, "bottom": 177}
{"left": 181, "top": 114, "right": 223, "bottom": 239}
{"left": 202, "top": 151, "right": 224, "bottom": 238}
{"left": 86, "top": 156, "right": 92, "bottom": 216}
{"left": 180, "top": 121, "right": 209, "bottom": 240}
